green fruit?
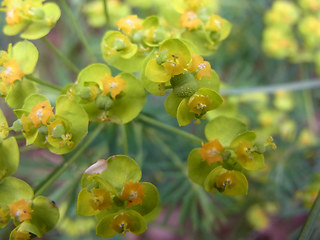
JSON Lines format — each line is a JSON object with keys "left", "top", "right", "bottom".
{"left": 171, "top": 72, "right": 198, "bottom": 98}
{"left": 95, "top": 94, "right": 113, "bottom": 110}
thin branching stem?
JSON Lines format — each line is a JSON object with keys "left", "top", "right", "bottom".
{"left": 41, "top": 37, "right": 80, "bottom": 74}
{"left": 26, "top": 74, "right": 63, "bottom": 92}
{"left": 59, "top": 0, "right": 97, "bottom": 61}
{"left": 220, "top": 79, "right": 320, "bottom": 95}
{"left": 138, "top": 114, "right": 204, "bottom": 144}
{"left": 34, "top": 124, "right": 104, "bottom": 196}
{"left": 102, "top": 0, "right": 110, "bottom": 28}
{"left": 120, "top": 124, "right": 128, "bottom": 155}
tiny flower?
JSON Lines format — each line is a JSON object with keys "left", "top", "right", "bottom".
{"left": 101, "top": 74, "right": 126, "bottom": 99}
{"left": 19, "top": 114, "right": 35, "bottom": 133}
{"left": 188, "top": 93, "right": 211, "bottom": 116}
{"left": 199, "top": 139, "right": 225, "bottom": 164}
{"left": 180, "top": 10, "right": 202, "bottom": 30}
{"left": 117, "top": 15, "right": 142, "bottom": 35}
{"left": 120, "top": 180, "right": 145, "bottom": 207}
{"left": 5, "top": 8, "right": 21, "bottom": 25}
{"left": 215, "top": 171, "right": 237, "bottom": 192}
{"left": 12, "top": 230, "right": 31, "bottom": 240}
{"left": 89, "top": 188, "right": 112, "bottom": 211}
{"left": 111, "top": 212, "right": 135, "bottom": 234}
{"left": 188, "top": 55, "right": 212, "bottom": 80}
{"left": 0, "top": 59, "right": 24, "bottom": 85}
{"left": 28, "top": 100, "right": 54, "bottom": 127}
{"left": 162, "top": 53, "right": 188, "bottom": 76}
{"left": 8, "top": 199, "right": 33, "bottom": 222}
{"left": 266, "top": 136, "right": 277, "bottom": 150}
{"left": 235, "top": 140, "right": 254, "bottom": 161}
{"left": 206, "top": 14, "right": 223, "bottom": 32}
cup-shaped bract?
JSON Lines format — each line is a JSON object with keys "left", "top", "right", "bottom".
{"left": 14, "top": 93, "right": 89, "bottom": 154}
{"left": 77, "top": 155, "right": 160, "bottom": 238}
{"left": 74, "top": 63, "right": 146, "bottom": 124}
{"left": 0, "top": 41, "right": 38, "bottom": 108}
{"left": 2, "top": 0, "right": 61, "bottom": 40}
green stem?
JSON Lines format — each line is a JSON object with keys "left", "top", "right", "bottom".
{"left": 138, "top": 114, "right": 204, "bottom": 144}
{"left": 120, "top": 124, "right": 128, "bottom": 155}
{"left": 221, "top": 79, "right": 320, "bottom": 95}
{"left": 26, "top": 75, "right": 63, "bottom": 92}
{"left": 102, "top": 0, "right": 110, "bottom": 28}
{"left": 34, "top": 124, "right": 104, "bottom": 196}
{"left": 41, "top": 37, "right": 80, "bottom": 74}
{"left": 149, "top": 130, "right": 186, "bottom": 172}
{"left": 298, "top": 190, "right": 320, "bottom": 240}
{"left": 59, "top": 0, "right": 97, "bottom": 61}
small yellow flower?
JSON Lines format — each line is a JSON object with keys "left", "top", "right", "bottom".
{"left": 5, "top": 8, "right": 21, "bottom": 25}
{"left": 199, "top": 139, "right": 225, "bottom": 164}
{"left": 180, "top": 10, "right": 202, "bottom": 30}
{"left": 0, "top": 59, "right": 24, "bottom": 86}
{"left": 116, "top": 15, "right": 142, "bottom": 35}
{"left": 188, "top": 55, "right": 212, "bottom": 80}
{"left": 9, "top": 199, "right": 33, "bottom": 222}
{"left": 206, "top": 14, "right": 223, "bottom": 32}
{"left": 120, "top": 180, "right": 145, "bottom": 207}
{"left": 28, "top": 100, "right": 54, "bottom": 127}
{"left": 235, "top": 140, "right": 255, "bottom": 163}
{"left": 101, "top": 74, "right": 126, "bottom": 99}
{"left": 188, "top": 94, "right": 211, "bottom": 116}
{"left": 162, "top": 53, "right": 187, "bottom": 76}
{"left": 215, "top": 171, "right": 236, "bottom": 192}
{"left": 111, "top": 213, "right": 134, "bottom": 234}
{"left": 89, "top": 188, "right": 112, "bottom": 211}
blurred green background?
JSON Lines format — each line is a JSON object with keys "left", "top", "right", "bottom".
{"left": 1, "top": 0, "right": 320, "bottom": 239}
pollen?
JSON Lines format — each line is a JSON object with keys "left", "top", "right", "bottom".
{"left": 116, "top": 15, "right": 142, "bottom": 35}
{"left": 120, "top": 180, "right": 145, "bottom": 207}
{"left": 5, "top": 8, "right": 21, "bottom": 25}
{"left": 187, "top": 55, "right": 212, "bottom": 80}
{"left": 162, "top": 53, "right": 187, "bottom": 76}
{"left": 28, "top": 100, "right": 54, "bottom": 127}
{"left": 101, "top": 74, "right": 126, "bottom": 99}
{"left": 216, "top": 172, "right": 236, "bottom": 192}
{"left": 0, "top": 59, "right": 24, "bottom": 86}
{"left": 199, "top": 139, "right": 225, "bottom": 164}
{"left": 8, "top": 199, "right": 33, "bottom": 222}
{"left": 180, "top": 10, "right": 202, "bottom": 30}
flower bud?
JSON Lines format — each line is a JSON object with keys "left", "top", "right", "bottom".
{"left": 95, "top": 94, "right": 113, "bottom": 110}
{"left": 52, "top": 124, "right": 66, "bottom": 138}
{"left": 79, "top": 87, "right": 92, "bottom": 99}
{"left": 113, "top": 38, "right": 127, "bottom": 51}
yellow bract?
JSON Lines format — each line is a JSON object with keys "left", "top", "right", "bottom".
{"left": 188, "top": 94, "right": 211, "bottom": 115}
{"left": 199, "top": 139, "right": 225, "bottom": 164}
{"left": 206, "top": 14, "right": 223, "bottom": 32}
{"left": 89, "top": 188, "right": 112, "bottom": 211}
{"left": 180, "top": 10, "right": 201, "bottom": 30}
{"left": 28, "top": 100, "right": 54, "bottom": 127}
{"left": 188, "top": 55, "right": 212, "bottom": 80}
{"left": 116, "top": 15, "right": 142, "bottom": 35}
{"left": 120, "top": 180, "right": 145, "bottom": 207}
{"left": 8, "top": 199, "right": 33, "bottom": 222}
{"left": 101, "top": 74, "right": 126, "bottom": 99}
{"left": 0, "top": 59, "right": 24, "bottom": 86}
